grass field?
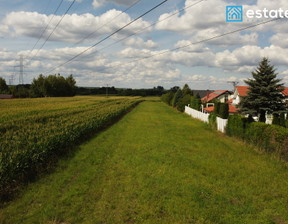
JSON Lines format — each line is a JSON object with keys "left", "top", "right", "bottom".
{"left": 1, "top": 98, "right": 288, "bottom": 223}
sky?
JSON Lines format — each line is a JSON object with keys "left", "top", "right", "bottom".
{"left": 0, "top": 0, "right": 288, "bottom": 90}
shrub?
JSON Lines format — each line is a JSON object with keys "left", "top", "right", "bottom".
{"left": 161, "top": 91, "right": 174, "bottom": 106}
{"left": 245, "top": 123, "right": 288, "bottom": 158}
{"left": 208, "top": 113, "right": 217, "bottom": 130}
{"left": 172, "top": 89, "right": 183, "bottom": 107}
{"left": 177, "top": 94, "right": 191, "bottom": 112}
{"left": 226, "top": 114, "right": 249, "bottom": 139}
{"left": 219, "top": 103, "right": 229, "bottom": 119}
{"left": 190, "top": 96, "right": 201, "bottom": 111}
{"left": 279, "top": 113, "right": 286, "bottom": 127}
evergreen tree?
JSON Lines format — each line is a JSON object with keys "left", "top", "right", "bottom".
{"left": 239, "top": 58, "right": 286, "bottom": 122}
{"left": 182, "top": 84, "right": 193, "bottom": 96}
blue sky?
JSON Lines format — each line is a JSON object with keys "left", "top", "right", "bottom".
{"left": 0, "top": 0, "right": 288, "bottom": 89}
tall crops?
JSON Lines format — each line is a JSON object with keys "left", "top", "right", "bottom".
{"left": 0, "top": 96, "right": 141, "bottom": 199}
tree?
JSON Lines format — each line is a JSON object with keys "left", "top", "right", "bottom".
{"left": 177, "top": 94, "right": 191, "bottom": 112}
{"left": 172, "top": 88, "right": 182, "bottom": 107}
{"left": 239, "top": 58, "right": 286, "bottom": 122}
{"left": 0, "top": 77, "right": 9, "bottom": 94}
{"left": 182, "top": 84, "right": 193, "bottom": 96}
{"left": 30, "top": 74, "right": 77, "bottom": 97}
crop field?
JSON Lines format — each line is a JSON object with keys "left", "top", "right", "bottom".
{"left": 0, "top": 96, "right": 141, "bottom": 198}
{"left": 1, "top": 99, "right": 288, "bottom": 223}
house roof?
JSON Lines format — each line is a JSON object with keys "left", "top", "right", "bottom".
{"left": 201, "top": 90, "right": 230, "bottom": 102}
{"left": 203, "top": 104, "right": 239, "bottom": 114}
{"left": 235, "top": 86, "right": 249, "bottom": 97}
{"left": 283, "top": 87, "right": 288, "bottom": 96}
{"left": 236, "top": 86, "right": 288, "bottom": 97}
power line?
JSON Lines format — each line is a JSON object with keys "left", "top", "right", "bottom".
{"left": 46, "top": 0, "right": 168, "bottom": 74}
{"left": 29, "top": 0, "right": 76, "bottom": 63}
{"left": 96, "top": 18, "right": 284, "bottom": 73}
{"left": 96, "top": 0, "right": 205, "bottom": 54}
{"left": 74, "top": 0, "right": 144, "bottom": 45}
{"left": 29, "top": 0, "right": 65, "bottom": 57}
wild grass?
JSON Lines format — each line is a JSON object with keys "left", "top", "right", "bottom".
{"left": 1, "top": 98, "right": 288, "bottom": 223}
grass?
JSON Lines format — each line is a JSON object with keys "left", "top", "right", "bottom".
{"left": 1, "top": 98, "right": 288, "bottom": 223}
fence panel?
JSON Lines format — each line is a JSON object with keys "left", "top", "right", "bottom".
{"left": 216, "top": 117, "right": 228, "bottom": 133}
{"left": 185, "top": 106, "right": 209, "bottom": 123}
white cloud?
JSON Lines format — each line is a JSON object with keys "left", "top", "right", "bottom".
{"left": 123, "top": 37, "right": 157, "bottom": 49}
{"left": 2, "top": 10, "right": 151, "bottom": 43}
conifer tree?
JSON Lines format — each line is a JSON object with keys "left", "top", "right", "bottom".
{"left": 239, "top": 58, "right": 286, "bottom": 122}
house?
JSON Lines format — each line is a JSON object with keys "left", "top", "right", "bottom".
{"left": 231, "top": 86, "right": 249, "bottom": 105}
{"left": 201, "top": 90, "right": 232, "bottom": 104}
{"left": 0, "top": 94, "right": 13, "bottom": 99}
{"left": 232, "top": 86, "right": 288, "bottom": 106}
{"left": 201, "top": 90, "right": 234, "bottom": 114}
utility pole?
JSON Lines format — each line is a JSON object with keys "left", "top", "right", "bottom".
{"left": 106, "top": 84, "right": 109, "bottom": 97}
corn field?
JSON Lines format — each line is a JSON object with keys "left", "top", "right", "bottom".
{"left": 0, "top": 96, "right": 141, "bottom": 199}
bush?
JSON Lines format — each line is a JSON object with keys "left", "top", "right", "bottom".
{"left": 208, "top": 113, "right": 217, "bottom": 130}
{"left": 177, "top": 95, "right": 191, "bottom": 112}
{"left": 190, "top": 96, "right": 201, "bottom": 111}
{"left": 226, "top": 114, "right": 250, "bottom": 139}
{"left": 171, "top": 89, "right": 183, "bottom": 107}
{"left": 161, "top": 91, "right": 174, "bottom": 106}
{"left": 227, "top": 115, "right": 288, "bottom": 160}
{"left": 245, "top": 123, "right": 288, "bottom": 158}
{"left": 219, "top": 103, "right": 229, "bottom": 119}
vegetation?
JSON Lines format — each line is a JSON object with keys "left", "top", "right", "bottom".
{"left": 1, "top": 99, "right": 288, "bottom": 223}
{"left": 0, "top": 96, "right": 141, "bottom": 200}
{"left": 227, "top": 114, "right": 288, "bottom": 161}
{"left": 31, "top": 74, "right": 76, "bottom": 97}
{"left": 161, "top": 84, "right": 194, "bottom": 112}
{"left": 190, "top": 95, "right": 201, "bottom": 111}
{"left": 0, "top": 77, "right": 9, "bottom": 94}
{"left": 239, "top": 57, "right": 286, "bottom": 122}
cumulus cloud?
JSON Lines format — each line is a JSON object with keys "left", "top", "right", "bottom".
{"left": 123, "top": 37, "right": 157, "bottom": 49}
{"left": 2, "top": 10, "right": 151, "bottom": 43}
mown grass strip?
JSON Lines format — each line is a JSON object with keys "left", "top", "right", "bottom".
{"left": 1, "top": 99, "right": 288, "bottom": 224}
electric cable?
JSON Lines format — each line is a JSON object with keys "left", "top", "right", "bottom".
{"left": 45, "top": 0, "right": 168, "bottom": 74}
{"left": 74, "top": 0, "right": 144, "bottom": 45}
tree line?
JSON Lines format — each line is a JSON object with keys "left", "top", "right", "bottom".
{"left": 0, "top": 74, "right": 76, "bottom": 98}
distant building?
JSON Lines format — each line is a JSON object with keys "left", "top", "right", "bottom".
{"left": 0, "top": 94, "right": 13, "bottom": 99}
{"left": 201, "top": 90, "right": 232, "bottom": 104}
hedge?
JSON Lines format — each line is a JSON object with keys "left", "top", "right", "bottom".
{"left": 227, "top": 114, "right": 288, "bottom": 161}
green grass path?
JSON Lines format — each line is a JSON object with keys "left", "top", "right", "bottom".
{"left": 1, "top": 99, "right": 288, "bottom": 224}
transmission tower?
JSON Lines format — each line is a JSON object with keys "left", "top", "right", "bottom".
{"left": 19, "top": 54, "right": 24, "bottom": 85}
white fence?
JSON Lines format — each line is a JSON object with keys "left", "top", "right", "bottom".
{"left": 184, "top": 106, "right": 228, "bottom": 133}
{"left": 216, "top": 117, "right": 228, "bottom": 133}
{"left": 185, "top": 106, "right": 209, "bottom": 123}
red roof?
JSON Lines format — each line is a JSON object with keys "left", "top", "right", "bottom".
{"left": 201, "top": 90, "right": 230, "bottom": 102}
{"left": 236, "top": 86, "right": 288, "bottom": 97}
{"left": 236, "top": 86, "right": 249, "bottom": 97}
{"left": 203, "top": 104, "right": 239, "bottom": 114}
{"left": 283, "top": 87, "right": 288, "bottom": 96}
